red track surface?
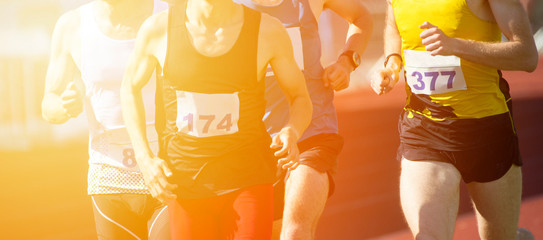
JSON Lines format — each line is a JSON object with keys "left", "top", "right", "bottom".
{"left": 0, "top": 58, "right": 541, "bottom": 239}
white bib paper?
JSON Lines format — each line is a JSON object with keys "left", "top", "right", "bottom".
{"left": 176, "top": 90, "right": 240, "bottom": 137}
{"left": 91, "top": 126, "right": 158, "bottom": 171}
{"left": 404, "top": 50, "right": 467, "bottom": 95}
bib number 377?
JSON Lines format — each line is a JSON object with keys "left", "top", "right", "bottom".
{"left": 404, "top": 50, "right": 466, "bottom": 95}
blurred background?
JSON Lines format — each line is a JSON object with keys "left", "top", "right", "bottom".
{"left": 0, "top": 0, "right": 541, "bottom": 239}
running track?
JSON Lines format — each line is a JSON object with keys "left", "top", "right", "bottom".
{"left": 0, "top": 58, "right": 541, "bottom": 239}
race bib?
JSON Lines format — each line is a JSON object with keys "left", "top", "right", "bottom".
{"left": 108, "top": 139, "right": 159, "bottom": 170}
{"left": 404, "top": 50, "right": 467, "bottom": 95}
{"left": 92, "top": 126, "right": 158, "bottom": 170}
{"left": 176, "top": 91, "right": 240, "bottom": 137}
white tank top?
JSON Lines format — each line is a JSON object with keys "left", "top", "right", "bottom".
{"left": 79, "top": 0, "right": 168, "bottom": 195}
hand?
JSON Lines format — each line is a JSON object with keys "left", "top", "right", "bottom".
{"left": 371, "top": 67, "right": 399, "bottom": 95}
{"left": 419, "top": 21, "right": 457, "bottom": 56}
{"left": 270, "top": 126, "right": 300, "bottom": 171}
{"left": 323, "top": 57, "right": 353, "bottom": 91}
{"left": 60, "top": 81, "right": 83, "bottom": 118}
{"left": 138, "top": 155, "right": 178, "bottom": 202}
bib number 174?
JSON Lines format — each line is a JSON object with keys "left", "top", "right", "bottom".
{"left": 181, "top": 113, "right": 233, "bottom": 134}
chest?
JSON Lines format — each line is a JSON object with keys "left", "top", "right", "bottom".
{"left": 184, "top": 18, "right": 244, "bottom": 57}
{"left": 393, "top": 0, "right": 499, "bottom": 44}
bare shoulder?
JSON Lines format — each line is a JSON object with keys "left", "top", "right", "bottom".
{"left": 259, "top": 13, "right": 285, "bottom": 36}
{"left": 133, "top": 9, "right": 169, "bottom": 67}
{"left": 259, "top": 13, "right": 291, "bottom": 52}
{"left": 138, "top": 9, "right": 169, "bottom": 40}
{"left": 52, "top": 8, "right": 81, "bottom": 42}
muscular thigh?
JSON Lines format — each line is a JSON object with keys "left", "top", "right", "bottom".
{"left": 399, "top": 159, "right": 462, "bottom": 239}
{"left": 399, "top": 133, "right": 521, "bottom": 183}
{"left": 226, "top": 184, "right": 274, "bottom": 240}
{"left": 466, "top": 165, "right": 522, "bottom": 239}
{"left": 168, "top": 184, "right": 273, "bottom": 240}
{"left": 273, "top": 133, "right": 341, "bottom": 220}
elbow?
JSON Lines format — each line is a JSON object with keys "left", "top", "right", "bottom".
{"left": 353, "top": 14, "right": 374, "bottom": 39}
{"left": 518, "top": 44, "right": 539, "bottom": 72}
{"left": 524, "top": 53, "right": 539, "bottom": 72}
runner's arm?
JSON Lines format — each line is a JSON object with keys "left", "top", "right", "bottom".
{"left": 266, "top": 17, "right": 312, "bottom": 142}
{"left": 419, "top": 0, "right": 538, "bottom": 71}
{"left": 383, "top": 0, "right": 402, "bottom": 72}
{"left": 323, "top": 0, "right": 373, "bottom": 91}
{"left": 325, "top": 0, "right": 373, "bottom": 58}
{"left": 264, "top": 16, "right": 312, "bottom": 169}
{"left": 371, "top": 0, "right": 402, "bottom": 95}
{"left": 323, "top": 0, "right": 374, "bottom": 90}
{"left": 121, "top": 13, "right": 177, "bottom": 201}
{"left": 42, "top": 11, "right": 83, "bottom": 124}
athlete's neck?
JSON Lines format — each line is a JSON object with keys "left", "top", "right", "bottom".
{"left": 251, "top": 0, "right": 284, "bottom": 7}
{"left": 186, "top": 0, "right": 243, "bottom": 28}
{"left": 94, "top": 0, "right": 153, "bottom": 27}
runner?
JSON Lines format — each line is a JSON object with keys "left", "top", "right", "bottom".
{"left": 235, "top": 0, "right": 373, "bottom": 239}
{"left": 120, "top": 0, "right": 313, "bottom": 239}
{"left": 371, "top": 0, "right": 538, "bottom": 239}
{"left": 41, "top": 0, "right": 170, "bottom": 239}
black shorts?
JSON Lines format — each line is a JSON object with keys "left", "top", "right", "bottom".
{"left": 273, "top": 133, "right": 344, "bottom": 220}
{"left": 398, "top": 133, "right": 522, "bottom": 183}
{"left": 91, "top": 194, "right": 170, "bottom": 240}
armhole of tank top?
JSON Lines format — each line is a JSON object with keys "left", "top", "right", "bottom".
{"left": 154, "top": 0, "right": 170, "bottom": 76}
{"left": 153, "top": 0, "right": 169, "bottom": 14}
{"left": 304, "top": 0, "right": 320, "bottom": 20}
{"left": 163, "top": 6, "right": 173, "bottom": 78}
{"left": 78, "top": 3, "right": 91, "bottom": 75}
{"left": 464, "top": 0, "right": 497, "bottom": 23}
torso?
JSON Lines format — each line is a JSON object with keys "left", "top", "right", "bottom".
{"left": 66, "top": 0, "right": 168, "bottom": 194}
{"left": 69, "top": 0, "right": 156, "bottom": 68}
{"left": 158, "top": 4, "right": 275, "bottom": 199}
{"left": 393, "top": 0, "right": 506, "bottom": 120}
{"left": 393, "top": 0, "right": 516, "bottom": 151}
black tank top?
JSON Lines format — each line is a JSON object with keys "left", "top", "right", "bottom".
{"left": 156, "top": 5, "right": 275, "bottom": 199}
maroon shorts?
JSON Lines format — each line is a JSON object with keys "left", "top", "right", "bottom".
{"left": 273, "top": 133, "right": 344, "bottom": 219}
{"left": 167, "top": 184, "right": 273, "bottom": 240}
{"left": 398, "top": 133, "right": 522, "bottom": 183}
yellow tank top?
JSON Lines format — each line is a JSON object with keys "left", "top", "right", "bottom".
{"left": 393, "top": 0, "right": 507, "bottom": 120}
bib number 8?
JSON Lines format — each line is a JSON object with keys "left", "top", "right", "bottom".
{"left": 122, "top": 148, "right": 137, "bottom": 168}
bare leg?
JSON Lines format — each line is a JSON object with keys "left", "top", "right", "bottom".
{"left": 467, "top": 165, "right": 522, "bottom": 240}
{"left": 400, "top": 159, "right": 462, "bottom": 240}
{"left": 280, "top": 165, "right": 329, "bottom": 240}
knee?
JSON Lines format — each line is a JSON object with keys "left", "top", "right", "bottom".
{"left": 280, "top": 224, "right": 313, "bottom": 240}
{"left": 413, "top": 232, "right": 443, "bottom": 240}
